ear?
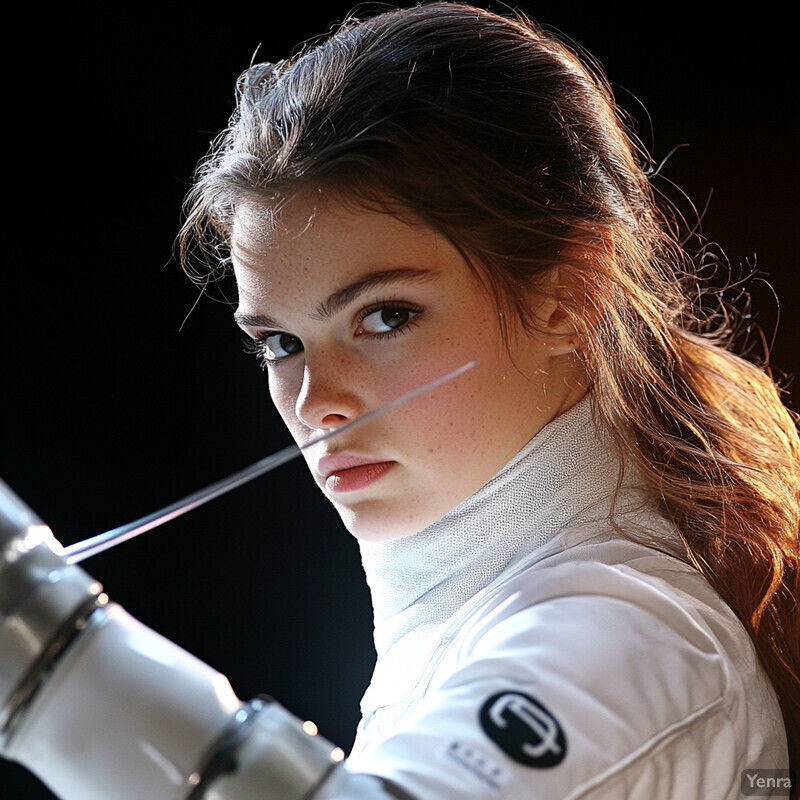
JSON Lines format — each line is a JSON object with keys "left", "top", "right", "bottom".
{"left": 537, "top": 235, "right": 611, "bottom": 355}
{"left": 532, "top": 267, "right": 583, "bottom": 356}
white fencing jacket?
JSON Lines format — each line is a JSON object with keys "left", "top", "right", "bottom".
{"left": 346, "top": 396, "right": 788, "bottom": 799}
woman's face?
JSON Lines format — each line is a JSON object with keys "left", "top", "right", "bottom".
{"left": 232, "top": 192, "right": 588, "bottom": 541}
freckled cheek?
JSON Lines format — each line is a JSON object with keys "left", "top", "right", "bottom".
{"left": 266, "top": 372, "right": 303, "bottom": 430}
{"left": 370, "top": 331, "right": 480, "bottom": 399}
{"left": 391, "top": 376, "right": 485, "bottom": 452}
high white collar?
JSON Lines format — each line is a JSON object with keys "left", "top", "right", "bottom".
{"left": 358, "top": 393, "right": 651, "bottom": 665}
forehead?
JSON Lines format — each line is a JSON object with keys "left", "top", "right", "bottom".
{"left": 230, "top": 191, "right": 450, "bottom": 287}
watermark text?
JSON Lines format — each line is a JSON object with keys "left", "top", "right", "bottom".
{"left": 741, "top": 769, "right": 794, "bottom": 797}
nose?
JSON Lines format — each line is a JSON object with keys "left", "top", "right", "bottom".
{"left": 295, "top": 356, "right": 366, "bottom": 431}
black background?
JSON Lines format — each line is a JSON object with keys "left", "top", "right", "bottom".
{"left": 2, "top": 3, "right": 797, "bottom": 797}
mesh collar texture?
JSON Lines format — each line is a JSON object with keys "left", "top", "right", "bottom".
{"left": 358, "top": 393, "right": 652, "bottom": 662}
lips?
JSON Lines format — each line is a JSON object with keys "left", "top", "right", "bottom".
{"left": 317, "top": 453, "right": 395, "bottom": 493}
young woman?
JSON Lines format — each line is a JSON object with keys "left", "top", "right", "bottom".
{"left": 175, "top": 2, "right": 800, "bottom": 797}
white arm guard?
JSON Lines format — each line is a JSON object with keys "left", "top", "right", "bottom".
{"left": 0, "top": 479, "right": 415, "bottom": 800}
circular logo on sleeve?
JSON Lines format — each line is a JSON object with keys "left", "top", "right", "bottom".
{"left": 479, "top": 691, "right": 567, "bottom": 768}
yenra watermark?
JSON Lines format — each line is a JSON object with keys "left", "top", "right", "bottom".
{"left": 741, "top": 769, "right": 794, "bottom": 797}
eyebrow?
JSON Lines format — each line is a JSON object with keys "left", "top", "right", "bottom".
{"left": 233, "top": 267, "right": 438, "bottom": 330}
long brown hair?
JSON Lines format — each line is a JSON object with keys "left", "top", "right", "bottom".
{"left": 180, "top": 2, "right": 800, "bottom": 762}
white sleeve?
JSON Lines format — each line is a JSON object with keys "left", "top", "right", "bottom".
{"left": 346, "top": 573, "right": 773, "bottom": 800}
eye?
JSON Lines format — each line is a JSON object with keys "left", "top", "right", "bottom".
{"left": 356, "top": 304, "right": 422, "bottom": 335}
{"left": 263, "top": 332, "right": 304, "bottom": 360}
{"left": 244, "top": 332, "right": 304, "bottom": 364}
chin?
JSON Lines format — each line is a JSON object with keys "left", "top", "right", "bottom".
{"left": 335, "top": 501, "right": 435, "bottom": 543}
